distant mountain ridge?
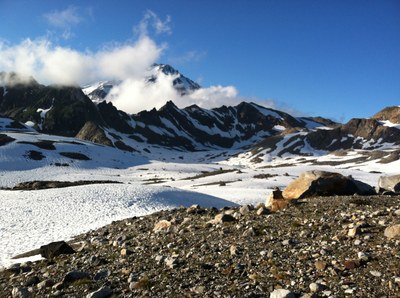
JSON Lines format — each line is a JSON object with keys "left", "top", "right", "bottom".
{"left": 1, "top": 69, "right": 399, "bottom": 163}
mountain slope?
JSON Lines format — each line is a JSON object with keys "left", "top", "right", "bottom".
{"left": 2, "top": 71, "right": 399, "bottom": 162}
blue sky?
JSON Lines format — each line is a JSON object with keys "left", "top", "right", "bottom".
{"left": 0, "top": 0, "right": 399, "bottom": 122}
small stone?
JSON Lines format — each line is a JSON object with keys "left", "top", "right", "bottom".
{"left": 242, "top": 227, "right": 256, "bottom": 237}
{"left": 191, "top": 285, "right": 205, "bottom": 294}
{"left": 86, "top": 286, "right": 113, "bottom": 298}
{"left": 230, "top": 245, "right": 238, "bottom": 256}
{"left": 370, "top": 270, "right": 382, "bottom": 277}
{"left": 239, "top": 204, "right": 253, "bottom": 214}
{"left": 256, "top": 207, "right": 269, "bottom": 215}
{"left": 348, "top": 226, "right": 361, "bottom": 238}
{"left": 270, "top": 289, "right": 295, "bottom": 298}
{"left": 11, "top": 287, "right": 32, "bottom": 298}
{"left": 94, "top": 269, "right": 111, "bottom": 281}
{"left": 52, "top": 282, "right": 64, "bottom": 290}
{"left": 384, "top": 224, "right": 400, "bottom": 239}
{"left": 63, "top": 271, "right": 91, "bottom": 284}
{"left": 186, "top": 204, "right": 201, "bottom": 214}
{"left": 354, "top": 239, "right": 362, "bottom": 245}
{"left": 37, "top": 279, "right": 54, "bottom": 289}
{"left": 212, "top": 213, "right": 236, "bottom": 224}
{"left": 315, "top": 260, "right": 327, "bottom": 271}
{"left": 309, "top": 282, "right": 322, "bottom": 293}
{"left": 153, "top": 220, "right": 172, "bottom": 232}
{"left": 344, "top": 260, "right": 357, "bottom": 270}
{"left": 357, "top": 252, "right": 369, "bottom": 262}
{"left": 165, "top": 257, "right": 179, "bottom": 269}
{"left": 345, "top": 288, "right": 355, "bottom": 294}
{"left": 120, "top": 248, "right": 133, "bottom": 256}
{"left": 24, "top": 275, "right": 40, "bottom": 287}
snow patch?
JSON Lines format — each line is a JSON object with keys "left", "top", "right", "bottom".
{"left": 379, "top": 120, "right": 400, "bottom": 129}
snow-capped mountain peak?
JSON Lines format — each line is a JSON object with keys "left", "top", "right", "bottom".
{"left": 83, "top": 63, "right": 201, "bottom": 103}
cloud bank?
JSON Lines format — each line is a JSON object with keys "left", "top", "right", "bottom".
{"left": 0, "top": 36, "right": 162, "bottom": 86}
{"left": 0, "top": 9, "right": 281, "bottom": 114}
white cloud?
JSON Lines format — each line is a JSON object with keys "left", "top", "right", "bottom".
{"left": 134, "top": 10, "right": 172, "bottom": 36}
{"left": 44, "top": 6, "right": 83, "bottom": 28}
{"left": 108, "top": 73, "right": 179, "bottom": 113}
{"left": 104, "top": 67, "right": 279, "bottom": 114}
{"left": 0, "top": 36, "right": 163, "bottom": 86}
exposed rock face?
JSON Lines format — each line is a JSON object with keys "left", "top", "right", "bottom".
{"left": 0, "top": 77, "right": 103, "bottom": 136}
{"left": 307, "top": 118, "right": 400, "bottom": 151}
{"left": 75, "top": 121, "right": 113, "bottom": 146}
{"left": 378, "top": 174, "right": 400, "bottom": 193}
{"left": 282, "top": 171, "right": 375, "bottom": 200}
{"left": 372, "top": 106, "right": 400, "bottom": 123}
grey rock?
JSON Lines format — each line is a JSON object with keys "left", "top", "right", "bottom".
{"left": 11, "top": 287, "right": 32, "bottom": 298}
{"left": 37, "top": 279, "right": 54, "bottom": 289}
{"left": 384, "top": 224, "right": 400, "bottom": 239}
{"left": 86, "top": 286, "right": 113, "bottom": 298}
{"left": 378, "top": 174, "right": 400, "bottom": 193}
{"left": 39, "top": 241, "right": 75, "bottom": 259}
{"left": 63, "top": 270, "right": 91, "bottom": 284}
{"left": 212, "top": 213, "right": 236, "bottom": 224}
{"left": 23, "top": 275, "right": 39, "bottom": 287}
{"left": 94, "top": 269, "right": 111, "bottom": 281}
{"left": 270, "top": 288, "right": 296, "bottom": 298}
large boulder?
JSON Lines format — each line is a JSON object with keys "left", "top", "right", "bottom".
{"left": 39, "top": 241, "right": 75, "bottom": 259}
{"left": 282, "top": 171, "right": 375, "bottom": 200}
{"left": 378, "top": 174, "right": 400, "bottom": 193}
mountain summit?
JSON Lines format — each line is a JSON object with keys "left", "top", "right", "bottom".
{"left": 82, "top": 64, "right": 200, "bottom": 102}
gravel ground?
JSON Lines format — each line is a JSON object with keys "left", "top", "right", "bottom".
{"left": 1, "top": 195, "right": 399, "bottom": 298}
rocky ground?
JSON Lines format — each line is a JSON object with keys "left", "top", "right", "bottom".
{"left": 1, "top": 195, "right": 400, "bottom": 298}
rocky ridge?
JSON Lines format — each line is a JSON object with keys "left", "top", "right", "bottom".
{"left": 1, "top": 194, "right": 399, "bottom": 297}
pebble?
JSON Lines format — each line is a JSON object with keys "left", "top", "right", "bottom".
{"left": 357, "top": 252, "right": 369, "bottom": 261}
{"left": 309, "top": 282, "right": 322, "bottom": 292}
{"left": 270, "top": 289, "right": 296, "bottom": 298}
{"left": 315, "top": 260, "right": 327, "bottom": 271}
{"left": 370, "top": 270, "right": 382, "bottom": 277}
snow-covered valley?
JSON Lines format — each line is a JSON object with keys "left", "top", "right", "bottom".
{"left": 1, "top": 127, "right": 399, "bottom": 268}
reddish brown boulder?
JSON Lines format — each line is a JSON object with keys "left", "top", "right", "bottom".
{"left": 282, "top": 171, "right": 374, "bottom": 200}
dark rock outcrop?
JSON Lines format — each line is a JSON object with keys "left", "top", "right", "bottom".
{"left": 39, "top": 241, "right": 75, "bottom": 259}
{"left": 75, "top": 121, "right": 113, "bottom": 147}
{"left": 372, "top": 106, "right": 400, "bottom": 123}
